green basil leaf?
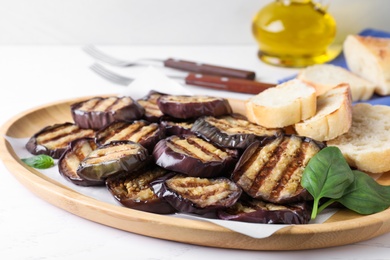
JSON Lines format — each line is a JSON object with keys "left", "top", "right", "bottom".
{"left": 21, "top": 154, "right": 55, "bottom": 169}
{"left": 302, "top": 146, "right": 354, "bottom": 199}
{"left": 301, "top": 146, "right": 354, "bottom": 218}
{"left": 336, "top": 170, "right": 390, "bottom": 215}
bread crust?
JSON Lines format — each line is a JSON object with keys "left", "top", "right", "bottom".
{"left": 327, "top": 103, "right": 390, "bottom": 174}
{"left": 294, "top": 83, "right": 352, "bottom": 141}
{"left": 344, "top": 35, "right": 390, "bottom": 95}
{"left": 297, "top": 64, "right": 376, "bottom": 101}
{"left": 245, "top": 79, "right": 316, "bottom": 128}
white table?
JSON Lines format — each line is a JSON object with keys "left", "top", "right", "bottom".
{"left": 1, "top": 45, "right": 390, "bottom": 260}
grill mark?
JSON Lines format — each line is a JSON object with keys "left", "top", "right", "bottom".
{"left": 249, "top": 137, "right": 291, "bottom": 198}
{"left": 61, "top": 140, "right": 96, "bottom": 178}
{"left": 167, "top": 178, "right": 231, "bottom": 205}
{"left": 206, "top": 116, "right": 280, "bottom": 136}
{"left": 99, "top": 122, "right": 129, "bottom": 143}
{"left": 40, "top": 128, "right": 94, "bottom": 149}
{"left": 268, "top": 137, "right": 305, "bottom": 201}
{"left": 233, "top": 138, "right": 282, "bottom": 191}
{"left": 85, "top": 144, "right": 140, "bottom": 164}
{"left": 104, "top": 97, "right": 121, "bottom": 112}
{"left": 103, "top": 122, "right": 144, "bottom": 144}
{"left": 186, "top": 137, "right": 223, "bottom": 161}
{"left": 133, "top": 124, "right": 159, "bottom": 142}
{"left": 168, "top": 136, "right": 226, "bottom": 162}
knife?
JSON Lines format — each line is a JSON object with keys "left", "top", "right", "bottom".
{"left": 184, "top": 73, "right": 276, "bottom": 94}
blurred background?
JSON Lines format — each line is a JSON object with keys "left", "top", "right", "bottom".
{"left": 1, "top": 0, "right": 389, "bottom": 46}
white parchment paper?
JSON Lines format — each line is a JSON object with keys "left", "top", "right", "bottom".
{"left": 5, "top": 67, "right": 336, "bottom": 239}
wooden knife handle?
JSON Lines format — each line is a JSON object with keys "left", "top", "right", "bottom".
{"left": 184, "top": 73, "right": 276, "bottom": 95}
{"left": 164, "top": 58, "right": 256, "bottom": 80}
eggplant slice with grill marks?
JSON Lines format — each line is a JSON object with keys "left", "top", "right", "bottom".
{"left": 77, "top": 140, "right": 150, "bottom": 182}
{"left": 106, "top": 166, "right": 176, "bottom": 214}
{"left": 153, "top": 135, "right": 238, "bottom": 178}
{"left": 95, "top": 120, "right": 165, "bottom": 153}
{"left": 25, "top": 122, "right": 95, "bottom": 159}
{"left": 150, "top": 173, "right": 242, "bottom": 216}
{"left": 191, "top": 115, "right": 283, "bottom": 149}
{"left": 231, "top": 135, "right": 325, "bottom": 204}
{"left": 58, "top": 138, "right": 103, "bottom": 186}
{"left": 217, "top": 198, "right": 311, "bottom": 224}
{"left": 160, "top": 120, "right": 194, "bottom": 136}
{"left": 71, "top": 96, "right": 145, "bottom": 130}
{"left": 157, "top": 95, "right": 232, "bottom": 120}
{"left": 137, "top": 91, "right": 168, "bottom": 122}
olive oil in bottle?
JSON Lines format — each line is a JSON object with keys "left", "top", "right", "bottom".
{"left": 252, "top": 0, "right": 337, "bottom": 67}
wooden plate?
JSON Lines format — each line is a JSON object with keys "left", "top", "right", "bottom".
{"left": 1, "top": 96, "right": 390, "bottom": 251}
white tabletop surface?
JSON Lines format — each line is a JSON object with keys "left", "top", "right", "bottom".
{"left": 1, "top": 45, "right": 390, "bottom": 260}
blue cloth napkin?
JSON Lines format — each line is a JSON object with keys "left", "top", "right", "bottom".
{"left": 278, "top": 28, "right": 390, "bottom": 106}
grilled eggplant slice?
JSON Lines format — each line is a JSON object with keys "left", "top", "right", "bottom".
{"left": 137, "top": 91, "right": 167, "bottom": 122}
{"left": 231, "top": 135, "right": 324, "bottom": 204}
{"left": 160, "top": 120, "right": 194, "bottom": 136}
{"left": 71, "top": 96, "right": 145, "bottom": 130}
{"left": 153, "top": 135, "right": 238, "bottom": 178}
{"left": 157, "top": 95, "right": 232, "bottom": 119}
{"left": 217, "top": 198, "right": 311, "bottom": 224}
{"left": 106, "top": 166, "right": 176, "bottom": 214}
{"left": 95, "top": 120, "right": 164, "bottom": 153}
{"left": 191, "top": 115, "right": 283, "bottom": 149}
{"left": 26, "top": 122, "right": 95, "bottom": 159}
{"left": 58, "top": 138, "right": 103, "bottom": 186}
{"left": 77, "top": 140, "right": 149, "bottom": 182}
{"left": 151, "top": 173, "right": 242, "bottom": 216}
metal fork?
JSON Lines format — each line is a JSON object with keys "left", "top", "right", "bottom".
{"left": 83, "top": 45, "right": 257, "bottom": 80}
{"left": 90, "top": 63, "right": 134, "bottom": 86}
{"left": 89, "top": 63, "right": 276, "bottom": 94}
{"left": 83, "top": 45, "right": 161, "bottom": 67}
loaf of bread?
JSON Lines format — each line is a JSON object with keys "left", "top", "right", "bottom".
{"left": 245, "top": 79, "right": 316, "bottom": 128}
{"left": 294, "top": 83, "right": 352, "bottom": 141}
{"left": 343, "top": 35, "right": 390, "bottom": 95}
{"left": 327, "top": 103, "right": 390, "bottom": 174}
{"left": 297, "top": 64, "right": 376, "bottom": 101}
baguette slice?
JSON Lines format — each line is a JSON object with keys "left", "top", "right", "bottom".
{"left": 294, "top": 83, "right": 352, "bottom": 141}
{"left": 327, "top": 103, "right": 390, "bottom": 174}
{"left": 297, "top": 64, "right": 376, "bottom": 101}
{"left": 245, "top": 79, "right": 316, "bottom": 128}
{"left": 344, "top": 35, "right": 390, "bottom": 95}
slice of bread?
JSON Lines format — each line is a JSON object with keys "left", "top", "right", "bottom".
{"left": 344, "top": 35, "right": 390, "bottom": 95}
{"left": 297, "top": 64, "right": 376, "bottom": 101}
{"left": 327, "top": 103, "right": 390, "bottom": 174}
{"left": 294, "top": 83, "right": 352, "bottom": 141}
{"left": 245, "top": 79, "right": 316, "bottom": 128}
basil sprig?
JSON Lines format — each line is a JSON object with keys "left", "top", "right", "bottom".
{"left": 21, "top": 154, "right": 55, "bottom": 169}
{"left": 302, "top": 147, "right": 390, "bottom": 219}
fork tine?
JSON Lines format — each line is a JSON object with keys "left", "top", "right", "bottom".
{"left": 83, "top": 45, "right": 131, "bottom": 66}
{"left": 89, "top": 63, "right": 134, "bottom": 86}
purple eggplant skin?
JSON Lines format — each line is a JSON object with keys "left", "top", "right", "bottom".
{"left": 217, "top": 199, "right": 311, "bottom": 224}
{"left": 152, "top": 135, "right": 238, "bottom": 178}
{"left": 71, "top": 96, "right": 145, "bottom": 130}
{"left": 150, "top": 173, "right": 242, "bottom": 217}
{"left": 58, "top": 138, "right": 104, "bottom": 186}
{"left": 25, "top": 122, "right": 95, "bottom": 159}
{"left": 77, "top": 140, "right": 150, "bottom": 182}
{"left": 157, "top": 95, "right": 232, "bottom": 120}
{"left": 191, "top": 115, "right": 283, "bottom": 149}
{"left": 105, "top": 167, "right": 176, "bottom": 214}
